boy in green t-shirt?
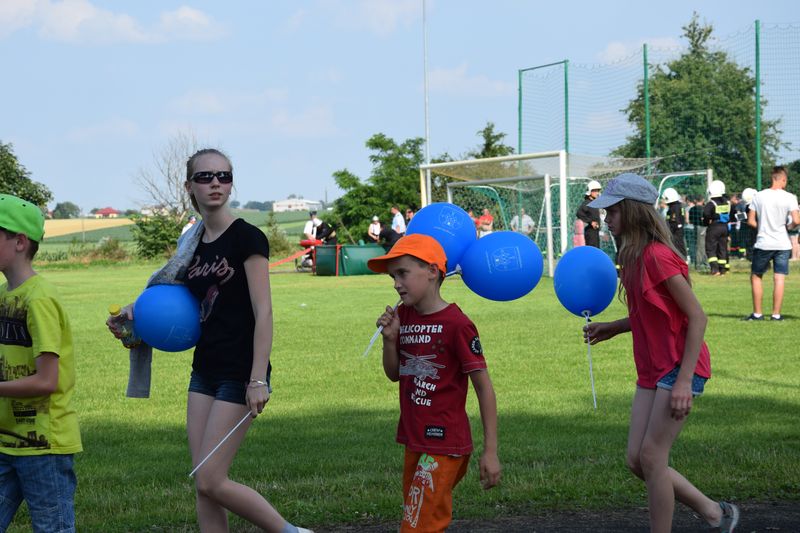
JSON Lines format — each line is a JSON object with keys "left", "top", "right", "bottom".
{"left": 0, "top": 194, "right": 82, "bottom": 532}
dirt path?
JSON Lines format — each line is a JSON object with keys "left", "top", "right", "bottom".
{"left": 322, "top": 501, "right": 799, "bottom": 532}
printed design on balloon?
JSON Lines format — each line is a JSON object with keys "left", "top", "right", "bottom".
{"left": 437, "top": 206, "right": 463, "bottom": 233}
{"left": 490, "top": 246, "right": 522, "bottom": 272}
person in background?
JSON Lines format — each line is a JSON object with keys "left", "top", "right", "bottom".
{"left": 662, "top": 188, "right": 687, "bottom": 261}
{"left": 703, "top": 180, "right": 730, "bottom": 276}
{"left": 477, "top": 208, "right": 494, "bottom": 238}
{"left": 405, "top": 207, "right": 415, "bottom": 225}
{"left": 744, "top": 166, "right": 800, "bottom": 321}
{"left": 182, "top": 215, "right": 198, "bottom": 235}
{"left": 728, "top": 194, "right": 747, "bottom": 260}
{"left": 576, "top": 180, "right": 602, "bottom": 248}
{"left": 368, "top": 216, "right": 382, "bottom": 243}
{"left": 687, "top": 195, "right": 707, "bottom": 267}
{"left": 0, "top": 194, "right": 82, "bottom": 533}
{"left": 303, "top": 211, "right": 321, "bottom": 241}
{"left": 510, "top": 208, "right": 534, "bottom": 236}
{"left": 391, "top": 206, "right": 407, "bottom": 236}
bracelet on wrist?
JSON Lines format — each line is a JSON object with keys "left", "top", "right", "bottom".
{"left": 248, "top": 379, "right": 268, "bottom": 388}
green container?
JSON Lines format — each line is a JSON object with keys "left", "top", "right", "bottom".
{"left": 340, "top": 244, "right": 385, "bottom": 276}
{"left": 314, "top": 245, "right": 341, "bottom": 276}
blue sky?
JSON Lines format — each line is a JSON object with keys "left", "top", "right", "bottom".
{"left": 2, "top": 0, "right": 797, "bottom": 211}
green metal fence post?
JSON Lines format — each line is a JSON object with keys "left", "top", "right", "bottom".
{"left": 643, "top": 44, "right": 651, "bottom": 175}
{"left": 755, "top": 19, "right": 762, "bottom": 190}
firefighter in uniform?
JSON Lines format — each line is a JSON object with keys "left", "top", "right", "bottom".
{"left": 576, "top": 180, "right": 602, "bottom": 248}
{"left": 663, "top": 187, "right": 688, "bottom": 261}
{"left": 703, "top": 179, "right": 731, "bottom": 275}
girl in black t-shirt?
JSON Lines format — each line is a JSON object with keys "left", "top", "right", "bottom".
{"left": 108, "top": 149, "right": 313, "bottom": 533}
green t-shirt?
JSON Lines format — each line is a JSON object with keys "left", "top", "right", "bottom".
{"left": 0, "top": 274, "right": 82, "bottom": 455}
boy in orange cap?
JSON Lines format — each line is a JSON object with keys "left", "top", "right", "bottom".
{"left": 368, "top": 233, "right": 501, "bottom": 533}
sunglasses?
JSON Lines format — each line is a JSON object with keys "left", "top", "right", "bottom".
{"left": 190, "top": 171, "right": 233, "bottom": 184}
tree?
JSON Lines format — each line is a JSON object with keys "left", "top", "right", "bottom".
{"left": 332, "top": 133, "right": 425, "bottom": 236}
{"left": 135, "top": 130, "right": 199, "bottom": 221}
{"left": 466, "top": 122, "right": 515, "bottom": 159}
{"left": 244, "top": 201, "right": 269, "bottom": 211}
{"left": 52, "top": 202, "right": 81, "bottom": 219}
{"left": 0, "top": 141, "right": 52, "bottom": 206}
{"left": 230, "top": 200, "right": 241, "bottom": 209}
{"left": 614, "top": 13, "right": 783, "bottom": 193}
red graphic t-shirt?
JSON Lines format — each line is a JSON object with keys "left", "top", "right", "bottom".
{"left": 394, "top": 303, "right": 487, "bottom": 455}
{"left": 623, "top": 242, "right": 711, "bottom": 388}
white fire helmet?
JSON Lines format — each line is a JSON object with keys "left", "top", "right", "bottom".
{"left": 708, "top": 180, "right": 726, "bottom": 197}
{"left": 742, "top": 187, "right": 757, "bottom": 205}
{"left": 662, "top": 187, "right": 680, "bottom": 204}
{"left": 586, "top": 180, "right": 602, "bottom": 195}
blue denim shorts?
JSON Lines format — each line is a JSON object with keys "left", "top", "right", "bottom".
{"left": 0, "top": 453, "right": 76, "bottom": 532}
{"left": 188, "top": 368, "right": 271, "bottom": 405}
{"left": 656, "top": 366, "right": 707, "bottom": 396}
{"left": 751, "top": 248, "right": 791, "bottom": 276}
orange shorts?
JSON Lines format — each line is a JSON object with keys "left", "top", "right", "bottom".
{"left": 400, "top": 449, "right": 470, "bottom": 533}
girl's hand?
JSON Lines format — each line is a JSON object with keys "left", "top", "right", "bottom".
{"left": 377, "top": 305, "right": 400, "bottom": 341}
{"left": 246, "top": 383, "right": 270, "bottom": 417}
{"left": 583, "top": 321, "right": 616, "bottom": 345}
{"left": 106, "top": 304, "right": 134, "bottom": 339}
{"left": 670, "top": 381, "right": 693, "bottom": 420}
{"left": 479, "top": 450, "right": 502, "bottom": 490}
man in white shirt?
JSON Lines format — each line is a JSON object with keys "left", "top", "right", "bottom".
{"left": 744, "top": 166, "right": 800, "bottom": 321}
{"left": 510, "top": 208, "right": 534, "bottom": 235}
{"left": 391, "top": 206, "right": 406, "bottom": 235}
{"left": 303, "top": 211, "right": 321, "bottom": 241}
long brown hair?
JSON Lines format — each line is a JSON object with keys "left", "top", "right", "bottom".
{"left": 615, "top": 199, "right": 689, "bottom": 302}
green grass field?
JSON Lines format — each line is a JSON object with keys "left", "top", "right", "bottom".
{"left": 7, "top": 267, "right": 800, "bottom": 532}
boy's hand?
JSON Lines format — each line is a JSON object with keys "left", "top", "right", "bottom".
{"left": 583, "top": 321, "right": 615, "bottom": 345}
{"left": 377, "top": 305, "right": 400, "bottom": 341}
{"left": 106, "top": 303, "right": 134, "bottom": 339}
{"left": 479, "top": 450, "right": 501, "bottom": 490}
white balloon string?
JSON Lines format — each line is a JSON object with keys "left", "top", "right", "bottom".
{"left": 189, "top": 412, "right": 251, "bottom": 477}
{"left": 583, "top": 311, "right": 598, "bottom": 410}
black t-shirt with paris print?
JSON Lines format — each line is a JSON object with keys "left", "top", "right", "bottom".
{"left": 182, "top": 218, "right": 270, "bottom": 382}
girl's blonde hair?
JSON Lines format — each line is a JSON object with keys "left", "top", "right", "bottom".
{"left": 615, "top": 199, "right": 689, "bottom": 302}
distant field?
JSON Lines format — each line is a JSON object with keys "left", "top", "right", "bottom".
{"left": 44, "top": 218, "right": 134, "bottom": 238}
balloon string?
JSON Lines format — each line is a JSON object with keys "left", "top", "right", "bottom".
{"left": 583, "top": 311, "right": 598, "bottom": 410}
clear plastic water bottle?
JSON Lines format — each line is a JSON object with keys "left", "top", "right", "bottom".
{"left": 108, "top": 304, "right": 141, "bottom": 349}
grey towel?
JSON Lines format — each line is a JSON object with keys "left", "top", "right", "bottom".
{"left": 126, "top": 220, "right": 204, "bottom": 398}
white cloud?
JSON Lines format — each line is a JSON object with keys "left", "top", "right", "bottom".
{"left": 0, "top": 0, "right": 40, "bottom": 38}
{"left": 285, "top": 8, "right": 309, "bottom": 32}
{"left": 171, "top": 87, "right": 289, "bottom": 115}
{"left": 356, "top": 0, "right": 419, "bottom": 37}
{"left": 66, "top": 117, "right": 139, "bottom": 142}
{"left": 1, "top": 0, "right": 224, "bottom": 44}
{"left": 270, "top": 105, "right": 338, "bottom": 138}
{"left": 428, "top": 63, "right": 514, "bottom": 97}
{"left": 597, "top": 37, "right": 682, "bottom": 63}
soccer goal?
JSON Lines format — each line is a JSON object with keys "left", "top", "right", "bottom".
{"left": 418, "top": 151, "right": 710, "bottom": 275}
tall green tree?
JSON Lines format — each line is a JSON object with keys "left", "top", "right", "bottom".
{"left": 0, "top": 141, "right": 52, "bottom": 206}
{"left": 52, "top": 201, "right": 81, "bottom": 219}
{"left": 614, "top": 13, "right": 783, "bottom": 193}
{"left": 467, "top": 122, "right": 515, "bottom": 159}
{"left": 332, "top": 133, "right": 425, "bottom": 238}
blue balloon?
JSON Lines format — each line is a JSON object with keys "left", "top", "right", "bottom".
{"left": 407, "top": 202, "right": 477, "bottom": 271}
{"left": 134, "top": 285, "right": 201, "bottom": 352}
{"left": 553, "top": 246, "right": 617, "bottom": 317}
{"left": 459, "top": 231, "right": 544, "bottom": 301}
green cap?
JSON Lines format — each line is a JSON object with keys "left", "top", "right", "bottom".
{"left": 0, "top": 194, "right": 45, "bottom": 242}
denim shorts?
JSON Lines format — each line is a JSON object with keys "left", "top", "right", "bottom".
{"left": 188, "top": 368, "right": 271, "bottom": 405}
{"left": 751, "top": 248, "right": 791, "bottom": 276}
{"left": 0, "top": 453, "right": 76, "bottom": 532}
{"left": 656, "top": 366, "right": 707, "bottom": 396}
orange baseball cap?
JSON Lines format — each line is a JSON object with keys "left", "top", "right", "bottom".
{"left": 367, "top": 234, "right": 447, "bottom": 274}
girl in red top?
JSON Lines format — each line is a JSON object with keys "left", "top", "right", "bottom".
{"left": 583, "top": 174, "right": 739, "bottom": 533}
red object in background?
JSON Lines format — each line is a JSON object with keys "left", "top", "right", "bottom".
{"left": 300, "top": 239, "right": 323, "bottom": 247}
